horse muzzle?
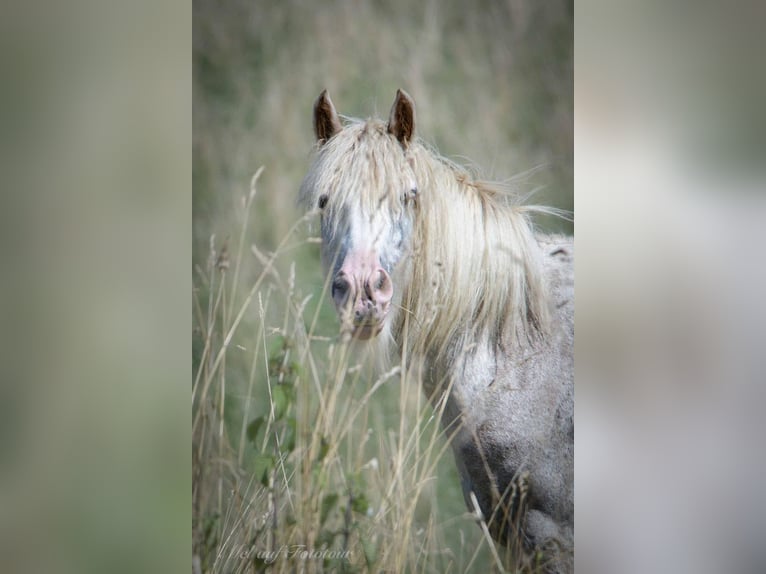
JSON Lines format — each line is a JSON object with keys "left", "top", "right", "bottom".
{"left": 331, "top": 263, "right": 393, "bottom": 340}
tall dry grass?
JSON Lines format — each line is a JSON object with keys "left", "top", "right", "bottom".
{"left": 192, "top": 170, "right": 515, "bottom": 572}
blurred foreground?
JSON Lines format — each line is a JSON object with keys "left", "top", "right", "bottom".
{"left": 575, "top": 1, "right": 766, "bottom": 572}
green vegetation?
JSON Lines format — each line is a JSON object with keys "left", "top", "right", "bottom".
{"left": 193, "top": 1, "right": 571, "bottom": 571}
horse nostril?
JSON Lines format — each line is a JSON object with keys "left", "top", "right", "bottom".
{"left": 332, "top": 276, "right": 351, "bottom": 304}
{"left": 375, "top": 270, "right": 388, "bottom": 291}
{"left": 371, "top": 269, "right": 393, "bottom": 304}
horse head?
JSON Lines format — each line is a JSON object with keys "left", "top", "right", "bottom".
{"left": 301, "top": 89, "right": 420, "bottom": 340}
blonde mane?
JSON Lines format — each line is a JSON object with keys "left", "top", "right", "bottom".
{"left": 397, "top": 142, "right": 551, "bottom": 369}
{"left": 301, "top": 119, "right": 552, "bottom": 369}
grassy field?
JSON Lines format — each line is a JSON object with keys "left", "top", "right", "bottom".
{"left": 193, "top": 1, "right": 572, "bottom": 571}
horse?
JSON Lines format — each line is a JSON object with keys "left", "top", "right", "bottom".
{"left": 299, "top": 89, "right": 573, "bottom": 573}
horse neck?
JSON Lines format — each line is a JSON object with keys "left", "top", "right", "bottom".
{"left": 393, "top": 146, "right": 549, "bottom": 398}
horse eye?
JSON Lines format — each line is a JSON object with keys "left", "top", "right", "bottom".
{"left": 402, "top": 187, "right": 418, "bottom": 205}
{"left": 318, "top": 194, "right": 328, "bottom": 209}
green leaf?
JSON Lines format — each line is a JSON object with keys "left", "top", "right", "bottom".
{"left": 281, "top": 416, "right": 296, "bottom": 453}
{"left": 351, "top": 493, "right": 369, "bottom": 515}
{"left": 320, "top": 493, "right": 339, "bottom": 525}
{"left": 288, "top": 360, "right": 304, "bottom": 378}
{"left": 254, "top": 453, "right": 274, "bottom": 486}
{"left": 268, "top": 335, "right": 286, "bottom": 356}
{"left": 246, "top": 416, "right": 265, "bottom": 444}
{"left": 271, "top": 384, "right": 289, "bottom": 420}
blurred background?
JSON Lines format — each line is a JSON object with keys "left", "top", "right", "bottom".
{"left": 576, "top": 2, "right": 766, "bottom": 572}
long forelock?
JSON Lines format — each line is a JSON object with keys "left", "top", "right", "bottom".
{"left": 299, "top": 119, "right": 413, "bottom": 239}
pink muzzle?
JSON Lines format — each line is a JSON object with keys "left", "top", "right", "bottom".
{"left": 331, "top": 251, "right": 393, "bottom": 340}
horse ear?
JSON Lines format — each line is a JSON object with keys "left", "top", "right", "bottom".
{"left": 387, "top": 89, "right": 415, "bottom": 147}
{"left": 313, "top": 89, "right": 342, "bottom": 144}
